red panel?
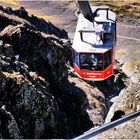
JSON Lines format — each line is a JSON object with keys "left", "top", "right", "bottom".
{"left": 103, "top": 65, "right": 113, "bottom": 78}
{"left": 74, "top": 63, "right": 113, "bottom": 80}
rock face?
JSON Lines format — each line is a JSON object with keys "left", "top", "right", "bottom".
{"left": 0, "top": 6, "right": 108, "bottom": 138}
{"left": 0, "top": 6, "right": 73, "bottom": 139}
{"left": 122, "top": 59, "right": 140, "bottom": 83}
{"left": 0, "top": 54, "right": 75, "bottom": 138}
{"left": 105, "top": 83, "right": 140, "bottom": 124}
{"left": 0, "top": 22, "right": 70, "bottom": 82}
{"left": 0, "top": 5, "right": 67, "bottom": 38}
{"left": 52, "top": 76, "right": 108, "bottom": 135}
{"left": 91, "top": 80, "right": 140, "bottom": 140}
{"left": 1, "top": 3, "right": 139, "bottom": 140}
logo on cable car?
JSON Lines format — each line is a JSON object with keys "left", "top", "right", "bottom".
{"left": 87, "top": 72, "right": 102, "bottom": 76}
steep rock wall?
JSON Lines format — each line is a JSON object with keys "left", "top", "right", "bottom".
{"left": 0, "top": 6, "right": 108, "bottom": 138}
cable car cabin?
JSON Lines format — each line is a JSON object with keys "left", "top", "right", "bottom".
{"left": 72, "top": 5, "right": 116, "bottom": 80}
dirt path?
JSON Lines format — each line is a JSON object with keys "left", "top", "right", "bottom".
{"left": 117, "top": 35, "right": 140, "bottom": 42}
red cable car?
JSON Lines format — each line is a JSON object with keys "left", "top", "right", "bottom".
{"left": 72, "top": 1, "right": 116, "bottom": 80}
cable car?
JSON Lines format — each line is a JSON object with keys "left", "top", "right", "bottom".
{"left": 72, "top": 1, "right": 116, "bottom": 80}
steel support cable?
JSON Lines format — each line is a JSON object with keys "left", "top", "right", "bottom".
{"left": 73, "top": 110, "right": 140, "bottom": 140}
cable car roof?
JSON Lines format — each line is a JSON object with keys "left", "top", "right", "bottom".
{"left": 72, "top": 6, "right": 116, "bottom": 53}
{"left": 91, "top": 6, "right": 116, "bottom": 22}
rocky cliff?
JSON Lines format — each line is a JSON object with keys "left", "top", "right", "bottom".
{"left": 0, "top": 6, "right": 108, "bottom": 138}
{"left": 1, "top": 3, "right": 139, "bottom": 139}
{"left": 92, "top": 81, "right": 140, "bottom": 140}
{"left": 0, "top": 53, "right": 73, "bottom": 138}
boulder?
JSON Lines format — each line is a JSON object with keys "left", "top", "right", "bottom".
{"left": 68, "top": 77, "right": 108, "bottom": 126}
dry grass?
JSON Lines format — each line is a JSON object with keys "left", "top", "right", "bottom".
{"left": 0, "top": 0, "right": 20, "bottom": 6}
{"left": 27, "top": 9, "right": 54, "bottom": 20}
{"left": 1, "top": 0, "right": 54, "bottom": 20}
{"left": 116, "top": 48, "right": 126, "bottom": 57}
{"left": 3, "top": 71, "right": 25, "bottom": 84}
{"left": 122, "top": 58, "right": 140, "bottom": 75}
{"left": 0, "top": 0, "right": 54, "bottom": 20}
{"left": 1, "top": 0, "right": 140, "bottom": 21}
{"left": 29, "top": 72, "right": 45, "bottom": 82}
{"left": 133, "top": 49, "right": 140, "bottom": 54}
{"left": 90, "top": 0, "right": 140, "bottom": 21}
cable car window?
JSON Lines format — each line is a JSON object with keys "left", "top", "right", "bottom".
{"left": 80, "top": 53, "right": 103, "bottom": 71}
{"left": 80, "top": 31, "right": 113, "bottom": 46}
{"left": 73, "top": 50, "right": 80, "bottom": 67}
{"left": 80, "top": 32, "right": 103, "bottom": 45}
{"left": 103, "top": 33, "right": 114, "bottom": 45}
{"left": 104, "top": 50, "right": 112, "bottom": 69}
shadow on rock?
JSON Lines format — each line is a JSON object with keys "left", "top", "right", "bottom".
{"left": 50, "top": 75, "right": 109, "bottom": 137}
{"left": 50, "top": 80, "right": 93, "bottom": 136}
{"left": 94, "top": 61, "right": 128, "bottom": 101}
